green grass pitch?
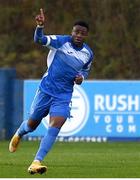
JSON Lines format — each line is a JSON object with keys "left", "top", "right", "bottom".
{"left": 0, "top": 140, "right": 140, "bottom": 178}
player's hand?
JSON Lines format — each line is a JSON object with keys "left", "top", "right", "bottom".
{"left": 75, "top": 75, "right": 84, "bottom": 85}
{"left": 35, "top": 8, "right": 45, "bottom": 26}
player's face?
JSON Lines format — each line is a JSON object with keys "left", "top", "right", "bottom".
{"left": 71, "top": 25, "right": 88, "bottom": 47}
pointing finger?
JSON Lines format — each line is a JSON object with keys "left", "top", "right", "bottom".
{"left": 40, "top": 8, "right": 44, "bottom": 16}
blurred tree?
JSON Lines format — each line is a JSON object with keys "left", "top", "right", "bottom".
{"left": 0, "top": 0, "right": 139, "bottom": 79}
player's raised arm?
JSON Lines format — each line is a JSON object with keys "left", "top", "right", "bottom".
{"left": 35, "top": 8, "right": 45, "bottom": 26}
{"left": 34, "top": 8, "right": 48, "bottom": 45}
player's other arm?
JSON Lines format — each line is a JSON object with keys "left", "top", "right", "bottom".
{"left": 34, "top": 8, "right": 49, "bottom": 45}
{"left": 81, "top": 50, "right": 94, "bottom": 79}
{"left": 75, "top": 62, "right": 92, "bottom": 85}
{"left": 75, "top": 52, "right": 94, "bottom": 85}
{"left": 81, "top": 61, "right": 92, "bottom": 79}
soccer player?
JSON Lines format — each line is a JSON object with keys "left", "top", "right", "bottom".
{"left": 9, "top": 8, "right": 94, "bottom": 174}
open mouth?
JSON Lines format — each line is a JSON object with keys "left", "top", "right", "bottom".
{"left": 75, "top": 38, "right": 82, "bottom": 43}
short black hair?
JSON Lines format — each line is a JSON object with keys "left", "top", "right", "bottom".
{"left": 73, "top": 20, "right": 89, "bottom": 31}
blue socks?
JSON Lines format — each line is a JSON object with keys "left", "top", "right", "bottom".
{"left": 34, "top": 127, "right": 60, "bottom": 161}
{"left": 16, "top": 121, "right": 34, "bottom": 137}
{"left": 17, "top": 122, "right": 60, "bottom": 162}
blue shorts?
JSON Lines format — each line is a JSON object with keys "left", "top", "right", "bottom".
{"left": 29, "top": 89, "right": 71, "bottom": 121}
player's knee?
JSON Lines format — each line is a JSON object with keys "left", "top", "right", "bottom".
{"left": 27, "top": 119, "right": 41, "bottom": 130}
{"left": 49, "top": 117, "right": 66, "bottom": 128}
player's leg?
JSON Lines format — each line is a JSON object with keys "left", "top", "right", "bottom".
{"left": 28, "top": 98, "right": 70, "bottom": 174}
{"left": 32, "top": 99, "right": 70, "bottom": 162}
{"left": 9, "top": 89, "right": 51, "bottom": 153}
{"left": 9, "top": 119, "right": 40, "bottom": 153}
{"left": 34, "top": 116, "right": 65, "bottom": 161}
{"left": 28, "top": 116, "right": 65, "bottom": 174}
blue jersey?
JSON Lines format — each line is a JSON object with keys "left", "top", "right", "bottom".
{"left": 34, "top": 26, "right": 94, "bottom": 99}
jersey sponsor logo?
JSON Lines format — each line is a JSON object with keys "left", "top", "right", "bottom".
{"left": 67, "top": 51, "right": 73, "bottom": 54}
{"left": 42, "top": 85, "right": 89, "bottom": 136}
